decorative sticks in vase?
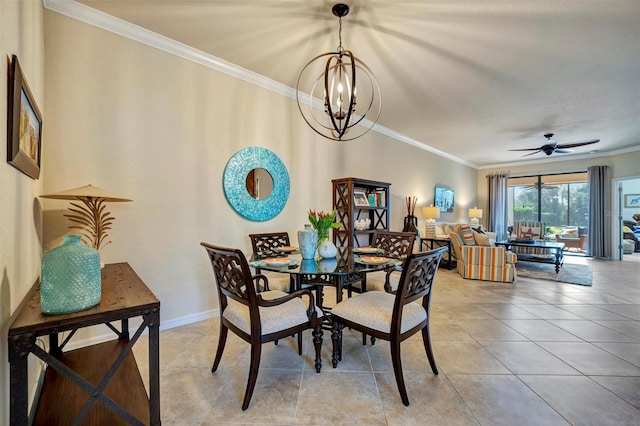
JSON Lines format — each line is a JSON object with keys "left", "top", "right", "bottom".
{"left": 403, "top": 196, "right": 419, "bottom": 234}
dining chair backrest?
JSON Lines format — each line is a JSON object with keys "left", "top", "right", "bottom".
{"left": 395, "top": 247, "right": 445, "bottom": 311}
{"left": 249, "top": 232, "right": 290, "bottom": 257}
{"left": 371, "top": 230, "right": 416, "bottom": 260}
{"left": 202, "top": 242, "right": 257, "bottom": 310}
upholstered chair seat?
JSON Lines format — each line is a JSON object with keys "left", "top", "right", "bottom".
{"left": 225, "top": 290, "right": 323, "bottom": 335}
{"left": 331, "top": 291, "right": 426, "bottom": 334}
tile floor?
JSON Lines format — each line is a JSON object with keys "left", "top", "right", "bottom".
{"left": 134, "top": 254, "right": 640, "bottom": 425}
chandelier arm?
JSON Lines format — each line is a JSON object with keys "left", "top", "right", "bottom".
{"left": 340, "top": 50, "right": 357, "bottom": 135}
{"left": 325, "top": 56, "right": 349, "bottom": 139}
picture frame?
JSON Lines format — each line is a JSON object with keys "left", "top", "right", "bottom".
{"left": 624, "top": 194, "right": 640, "bottom": 208}
{"left": 353, "top": 191, "right": 370, "bottom": 207}
{"left": 7, "top": 55, "right": 42, "bottom": 180}
{"left": 434, "top": 186, "right": 454, "bottom": 212}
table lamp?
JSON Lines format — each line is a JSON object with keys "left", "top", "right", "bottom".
{"left": 422, "top": 206, "right": 441, "bottom": 237}
{"left": 40, "top": 184, "right": 132, "bottom": 251}
{"left": 469, "top": 207, "right": 483, "bottom": 227}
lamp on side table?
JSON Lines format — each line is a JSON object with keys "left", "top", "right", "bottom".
{"left": 422, "top": 206, "right": 440, "bottom": 237}
{"left": 469, "top": 207, "right": 483, "bottom": 227}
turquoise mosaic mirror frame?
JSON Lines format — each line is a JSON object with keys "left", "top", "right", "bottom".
{"left": 223, "top": 147, "right": 290, "bottom": 221}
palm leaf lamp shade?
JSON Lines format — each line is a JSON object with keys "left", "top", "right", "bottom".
{"left": 40, "top": 184, "right": 132, "bottom": 250}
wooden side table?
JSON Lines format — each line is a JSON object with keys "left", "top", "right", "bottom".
{"left": 419, "top": 237, "right": 454, "bottom": 270}
{"left": 8, "top": 262, "right": 160, "bottom": 425}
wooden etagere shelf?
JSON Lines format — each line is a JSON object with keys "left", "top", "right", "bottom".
{"left": 332, "top": 177, "right": 390, "bottom": 248}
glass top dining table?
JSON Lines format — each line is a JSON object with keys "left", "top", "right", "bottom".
{"left": 249, "top": 247, "right": 401, "bottom": 304}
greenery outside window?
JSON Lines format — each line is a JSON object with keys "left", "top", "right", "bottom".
{"left": 508, "top": 172, "right": 588, "bottom": 235}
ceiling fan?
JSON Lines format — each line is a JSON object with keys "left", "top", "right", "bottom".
{"left": 510, "top": 133, "right": 600, "bottom": 157}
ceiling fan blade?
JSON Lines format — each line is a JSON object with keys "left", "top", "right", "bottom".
{"left": 522, "top": 150, "right": 542, "bottom": 157}
{"left": 554, "top": 149, "right": 574, "bottom": 154}
{"left": 556, "top": 139, "right": 600, "bottom": 149}
{"left": 509, "top": 148, "right": 543, "bottom": 151}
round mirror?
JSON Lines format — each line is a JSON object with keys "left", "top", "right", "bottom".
{"left": 223, "top": 147, "right": 289, "bottom": 221}
{"left": 245, "top": 168, "right": 273, "bottom": 200}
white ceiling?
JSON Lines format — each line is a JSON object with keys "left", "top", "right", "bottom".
{"left": 60, "top": 0, "right": 640, "bottom": 168}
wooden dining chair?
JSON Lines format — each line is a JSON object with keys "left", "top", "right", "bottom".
{"left": 201, "top": 242, "right": 323, "bottom": 410}
{"left": 349, "top": 230, "right": 416, "bottom": 296}
{"left": 330, "top": 247, "right": 445, "bottom": 406}
{"left": 249, "top": 232, "right": 291, "bottom": 257}
{"left": 249, "top": 232, "right": 294, "bottom": 292}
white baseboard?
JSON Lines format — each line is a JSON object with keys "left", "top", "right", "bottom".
{"left": 64, "top": 308, "right": 220, "bottom": 351}
{"left": 160, "top": 308, "right": 219, "bottom": 331}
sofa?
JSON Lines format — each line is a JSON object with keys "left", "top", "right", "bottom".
{"left": 449, "top": 226, "right": 517, "bottom": 283}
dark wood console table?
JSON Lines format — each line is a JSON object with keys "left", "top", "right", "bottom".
{"left": 420, "top": 237, "right": 454, "bottom": 270}
{"left": 8, "top": 262, "right": 161, "bottom": 425}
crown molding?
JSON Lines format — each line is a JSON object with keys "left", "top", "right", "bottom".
{"left": 44, "top": 0, "right": 475, "bottom": 169}
{"left": 43, "top": 0, "right": 294, "bottom": 98}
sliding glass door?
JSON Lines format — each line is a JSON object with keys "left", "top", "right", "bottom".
{"left": 508, "top": 172, "right": 589, "bottom": 238}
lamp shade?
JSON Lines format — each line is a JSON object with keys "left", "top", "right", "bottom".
{"left": 40, "top": 184, "right": 132, "bottom": 251}
{"left": 469, "top": 207, "right": 483, "bottom": 219}
{"left": 422, "top": 206, "right": 441, "bottom": 220}
{"left": 40, "top": 184, "right": 132, "bottom": 202}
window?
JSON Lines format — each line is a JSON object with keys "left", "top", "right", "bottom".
{"left": 508, "top": 172, "right": 588, "bottom": 234}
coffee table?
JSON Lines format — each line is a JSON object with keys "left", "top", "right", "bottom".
{"left": 495, "top": 240, "right": 565, "bottom": 273}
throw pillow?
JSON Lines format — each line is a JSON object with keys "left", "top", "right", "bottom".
{"left": 442, "top": 224, "right": 452, "bottom": 235}
{"left": 460, "top": 224, "right": 476, "bottom": 245}
{"left": 519, "top": 226, "right": 541, "bottom": 239}
{"left": 473, "top": 230, "right": 491, "bottom": 246}
{"left": 473, "top": 226, "right": 485, "bottom": 234}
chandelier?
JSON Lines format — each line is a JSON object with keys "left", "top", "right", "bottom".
{"left": 296, "top": 3, "right": 381, "bottom": 141}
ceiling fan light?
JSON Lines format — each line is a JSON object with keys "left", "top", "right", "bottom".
{"left": 509, "top": 133, "right": 600, "bottom": 157}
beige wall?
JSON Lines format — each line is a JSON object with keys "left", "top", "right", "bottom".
{"left": 42, "top": 11, "right": 477, "bottom": 329}
{"left": 0, "top": 0, "right": 45, "bottom": 422}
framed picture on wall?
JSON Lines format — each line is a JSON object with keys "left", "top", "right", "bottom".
{"left": 434, "top": 186, "right": 454, "bottom": 212}
{"left": 353, "top": 191, "right": 370, "bottom": 207}
{"left": 624, "top": 194, "right": 640, "bottom": 208}
{"left": 7, "top": 55, "right": 42, "bottom": 180}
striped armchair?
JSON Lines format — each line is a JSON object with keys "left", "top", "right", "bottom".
{"left": 450, "top": 232, "right": 517, "bottom": 283}
{"left": 512, "top": 222, "right": 550, "bottom": 255}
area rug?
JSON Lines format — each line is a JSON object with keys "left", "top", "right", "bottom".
{"left": 517, "top": 262, "right": 592, "bottom": 286}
